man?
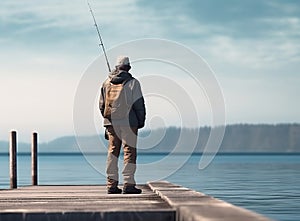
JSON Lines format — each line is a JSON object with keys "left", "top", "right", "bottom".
{"left": 99, "top": 56, "right": 146, "bottom": 194}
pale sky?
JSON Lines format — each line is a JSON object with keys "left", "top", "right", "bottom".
{"left": 1, "top": 0, "right": 300, "bottom": 142}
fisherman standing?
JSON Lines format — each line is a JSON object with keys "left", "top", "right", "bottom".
{"left": 99, "top": 56, "right": 146, "bottom": 194}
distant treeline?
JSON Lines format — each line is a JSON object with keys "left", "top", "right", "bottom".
{"left": 140, "top": 124, "right": 300, "bottom": 153}
{"left": 219, "top": 124, "right": 300, "bottom": 153}
{"left": 0, "top": 124, "right": 299, "bottom": 153}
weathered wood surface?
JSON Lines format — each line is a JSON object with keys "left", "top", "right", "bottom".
{"left": 0, "top": 181, "right": 273, "bottom": 221}
{"left": 0, "top": 185, "right": 175, "bottom": 221}
{"left": 149, "top": 181, "right": 273, "bottom": 221}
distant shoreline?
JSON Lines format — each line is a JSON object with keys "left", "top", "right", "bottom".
{"left": 1, "top": 123, "right": 300, "bottom": 153}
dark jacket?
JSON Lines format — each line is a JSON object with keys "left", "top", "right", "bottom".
{"left": 99, "top": 69, "right": 146, "bottom": 128}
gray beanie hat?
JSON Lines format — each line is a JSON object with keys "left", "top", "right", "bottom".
{"left": 115, "top": 56, "right": 130, "bottom": 66}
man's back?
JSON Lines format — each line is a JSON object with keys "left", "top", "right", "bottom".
{"left": 100, "top": 69, "right": 145, "bottom": 128}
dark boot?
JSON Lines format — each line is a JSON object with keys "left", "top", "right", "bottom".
{"left": 107, "top": 186, "right": 122, "bottom": 194}
{"left": 123, "top": 185, "right": 142, "bottom": 194}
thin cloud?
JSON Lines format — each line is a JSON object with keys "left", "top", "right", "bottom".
{"left": 0, "top": 0, "right": 300, "bottom": 141}
{"left": 0, "top": 0, "right": 142, "bottom": 31}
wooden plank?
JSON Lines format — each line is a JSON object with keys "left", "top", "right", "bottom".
{"left": 0, "top": 185, "right": 175, "bottom": 221}
{"left": 148, "top": 181, "right": 274, "bottom": 221}
{"left": 0, "top": 181, "right": 274, "bottom": 221}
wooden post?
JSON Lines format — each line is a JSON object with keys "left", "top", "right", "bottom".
{"left": 9, "top": 131, "right": 17, "bottom": 189}
{"left": 31, "top": 132, "right": 38, "bottom": 186}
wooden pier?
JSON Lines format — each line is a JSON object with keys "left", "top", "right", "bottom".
{"left": 0, "top": 181, "right": 272, "bottom": 221}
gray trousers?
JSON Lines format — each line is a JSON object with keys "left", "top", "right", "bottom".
{"left": 106, "top": 125, "right": 138, "bottom": 188}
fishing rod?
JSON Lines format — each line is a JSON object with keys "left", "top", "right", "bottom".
{"left": 87, "top": 1, "right": 111, "bottom": 72}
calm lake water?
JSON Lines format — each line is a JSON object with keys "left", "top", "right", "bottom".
{"left": 0, "top": 153, "right": 299, "bottom": 221}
